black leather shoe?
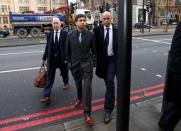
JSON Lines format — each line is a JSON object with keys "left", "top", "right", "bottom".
{"left": 104, "top": 112, "right": 112, "bottom": 124}
{"left": 158, "top": 120, "right": 170, "bottom": 131}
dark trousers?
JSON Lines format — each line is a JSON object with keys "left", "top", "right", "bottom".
{"left": 159, "top": 102, "right": 181, "bottom": 131}
{"left": 43, "top": 57, "right": 69, "bottom": 97}
{"left": 104, "top": 56, "right": 116, "bottom": 114}
{"left": 71, "top": 65, "right": 93, "bottom": 116}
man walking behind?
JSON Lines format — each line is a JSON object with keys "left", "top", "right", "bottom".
{"left": 66, "top": 14, "right": 95, "bottom": 126}
{"left": 41, "top": 17, "right": 69, "bottom": 104}
{"left": 93, "top": 11, "right": 118, "bottom": 124}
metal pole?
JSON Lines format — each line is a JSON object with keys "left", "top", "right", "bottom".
{"left": 13, "top": 0, "right": 15, "bottom": 13}
{"left": 50, "top": 0, "right": 52, "bottom": 12}
{"left": 142, "top": 0, "right": 144, "bottom": 33}
{"left": 116, "top": 0, "right": 132, "bottom": 131}
{"left": 148, "top": 12, "right": 151, "bottom": 32}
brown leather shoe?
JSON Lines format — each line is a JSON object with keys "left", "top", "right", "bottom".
{"left": 63, "top": 84, "right": 69, "bottom": 90}
{"left": 40, "top": 97, "right": 50, "bottom": 104}
{"left": 85, "top": 116, "right": 94, "bottom": 126}
{"left": 74, "top": 99, "right": 81, "bottom": 107}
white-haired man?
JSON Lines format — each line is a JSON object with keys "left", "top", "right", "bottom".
{"left": 41, "top": 17, "right": 69, "bottom": 104}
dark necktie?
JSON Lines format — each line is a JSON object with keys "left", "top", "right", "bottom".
{"left": 104, "top": 28, "right": 109, "bottom": 51}
{"left": 55, "top": 31, "right": 58, "bottom": 55}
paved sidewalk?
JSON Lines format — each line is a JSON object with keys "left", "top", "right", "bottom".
{"left": 0, "top": 27, "right": 175, "bottom": 48}
{"left": 37, "top": 96, "right": 181, "bottom": 131}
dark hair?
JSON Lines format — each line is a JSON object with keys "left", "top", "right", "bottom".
{"left": 75, "top": 14, "right": 86, "bottom": 22}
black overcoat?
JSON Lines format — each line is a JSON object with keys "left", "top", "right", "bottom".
{"left": 42, "top": 30, "right": 68, "bottom": 73}
{"left": 165, "top": 22, "right": 181, "bottom": 106}
{"left": 93, "top": 25, "right": 118, "bottom": 78}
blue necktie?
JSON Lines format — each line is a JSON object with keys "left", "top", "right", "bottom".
{"left": 104, "top": 28, "right": 109, "bottom": 51}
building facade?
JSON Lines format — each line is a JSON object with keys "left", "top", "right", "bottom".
{"left": 85, "top": 0, "right": 181, "bottom": 26}
{"left": 1, "top": 0, "right": 181, "bottom": 29}
{"left": 0, "top": 0, "right": 66, "bottom": 28}
{"left": 0, "top": 0, "right": 11, "bottom": 29}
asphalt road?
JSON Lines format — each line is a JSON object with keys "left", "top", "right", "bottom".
{"left": 0, "top": 34, "right": 172, "bottom": 130}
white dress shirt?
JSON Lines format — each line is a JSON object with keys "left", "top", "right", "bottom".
{"left": 104, "top": 24, "right": 113, "bottom": 56}
{"left": 54, "top": 29, "right": 61, "bottom": 43}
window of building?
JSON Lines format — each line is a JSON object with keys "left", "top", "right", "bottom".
{"left": 37, "top": 7, "right": 47, "bottom": 11}
{"left": 159, "top": 8, "right": 165, "bottom": 16}
{"left": 38, "top": 0, "right": 47, "bottom": 4}
{"left": 19, "top": 6, "right": 30, "bottom": 13}
{"left": 52, "top": 0, "right": 64, "bottom": 4}
{"left": 19, "top": 0, "right": 29, "bottom": 3}
{"left": 3, "top": 17, "right": 8, "bottom": 24}
{"left": 1, "top": 5, "right": 8, "bottom": 13}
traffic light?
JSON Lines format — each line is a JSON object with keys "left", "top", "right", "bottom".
{"left": 69, "top": 2, "right": 75, "bottom": 14}
{"left": 99, "top": 6, "right": 104, "bottom": 13}
{"left": 113, "top": 2, "right": 117, "bottom": 11}
{"left": 146, "top": 4, "right": 150, "bottom": 12}
{"left": 106, "top": 3, "right": 110, "bottom": 11}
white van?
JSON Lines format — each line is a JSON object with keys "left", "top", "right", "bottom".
{"left": 74, "top": 9, "right": 94, "bottom": 30}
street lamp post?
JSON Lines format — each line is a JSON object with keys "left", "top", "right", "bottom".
{"left": 117, "top": 0, "right": 132, "bottom": 130}
{"left": 142, "top": 0, "right": 144, "bottom": 33}
{"left": 50, "top": 0, "right": 52, "bottom": 13}
{"left": 147, "top": 0, "right": 151, "bottom": 32}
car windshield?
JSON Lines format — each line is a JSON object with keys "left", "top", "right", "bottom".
{"left": 85, "top": 11, "right": 91, "bottom": 19}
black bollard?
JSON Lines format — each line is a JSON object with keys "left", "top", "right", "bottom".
{"left": 116, "top": 0, "right": 132, "bottom": 131}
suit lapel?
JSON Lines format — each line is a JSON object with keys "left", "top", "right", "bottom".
{"left": 59, "top": 30, "right": 63, "bottom": 44}
{"left": 81, "top": 31, "right": 87, "bottom": 44}
{"left": 100, "top": 26, "right": 104, "bottom": 45}
{"left": 72, "top": 31, "right": 79, "bottom": 45}
{"left": 50, "top": 31, "right": 54, "bottom": 45}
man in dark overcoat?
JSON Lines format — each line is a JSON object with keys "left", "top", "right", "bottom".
{"left": 93, "top": 11, "right": 117, "bottom": 124}
{"left": 159, "top": 22, "right": 181, "bottom": 131}
{"left": 41, "top": 17, "right": 69, "bottom": 104}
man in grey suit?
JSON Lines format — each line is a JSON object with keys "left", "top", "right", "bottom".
{"left": 66, "top": 14, "right": 95, "bottom": 126}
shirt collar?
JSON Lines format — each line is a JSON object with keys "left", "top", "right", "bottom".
{"left": 104, "top": 24, "right": 112, "bottom": 31}
{"left": 54, "top": 29, "right": 61, "bottom": 33}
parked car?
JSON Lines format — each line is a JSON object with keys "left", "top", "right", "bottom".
{"left": 134, "top": 22, "right": 151, "bottom": 29}
{"left": 0, "top": 29, "right": 9, "bottom": 38}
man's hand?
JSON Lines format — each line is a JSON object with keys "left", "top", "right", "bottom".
{"left": 42, "top": 60, "right": 45, "bottom": 66}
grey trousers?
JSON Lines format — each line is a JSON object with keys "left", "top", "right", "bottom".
{"left": 71, "top": 66, "right": 93, "bottom": 116}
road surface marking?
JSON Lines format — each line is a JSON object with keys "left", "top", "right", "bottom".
{"left": 141, "top": 68, "right": 146, "bottom": 71}
{"left": 0, "top": 51, "right": 43, "bottom": 56}
{"left": 0, "top": 67, "right": 40, "bottom": 74}
{"left": 0, "top": 87, "right": 164, "bottom": 131}
{"left": 0, "top": 83, "right": 164, "bottom": 128}
{"left": 156, "top": 74, "right": 162, "bottom": 78}
{"left": 133, "top": 37, "right": 171, "bottom": 45}
{"left": 160, "top": 39, "right": 172, "bottom": 41}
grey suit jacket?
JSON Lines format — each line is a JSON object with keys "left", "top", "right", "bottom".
{"left": 66, "top": 30, "right": 95, "bottom": 74}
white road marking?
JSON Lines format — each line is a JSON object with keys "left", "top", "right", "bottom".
{"left": 0, "top": 51, "right": 43, "bottom": 56}
{"left": 0, "top": 67, "right": 40, "bottom": 74}
{"left": 156, "top": 75, "right": 162, "bottom": 78}
{"left": 133, "top": 37, "right": 171, "bottom": 45}
{"left": 161, "top": 39, "right": 172, "bottom": 41}
{"left": 141, "top": 68, "right": 146, "bottom": 71}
